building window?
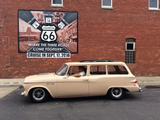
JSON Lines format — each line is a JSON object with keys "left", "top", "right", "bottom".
{"left": 149, "top": 0, "right": 159, "bottom": 10}
{"left": 125, "top": 38, "right": 136, "bottom": 64}
{"left": 102, "top": 0, "right": 112, "bottom": 9}
{"left": 51, "top": 0, "right": 63, "bottom": 7}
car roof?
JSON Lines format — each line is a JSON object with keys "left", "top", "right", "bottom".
{"left": 65, "top": 60, "right": 126, "bottom": 66}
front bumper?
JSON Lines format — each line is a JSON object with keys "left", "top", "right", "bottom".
{"left": 21, "top": 92, "right": 24, "bottom": 96}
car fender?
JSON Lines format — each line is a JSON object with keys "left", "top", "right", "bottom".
{"left": 26, "top": 85, "right": 54, "bottom": 98}
{"left": 106, "top": 86, "right": 129, "bottom": 94}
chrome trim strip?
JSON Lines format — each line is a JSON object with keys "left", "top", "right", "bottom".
{"left": 57, "top": 81, "right": 87, "bottom": 83}
{"left": 24, "top": 81, "right": 89, "bottom": 84}
{"left": 24, "top": 82, "right": 55, "bottom": 84}
{"left": 106, "top": 76, "right": 134, "bottom": 78}
{"left": 96, "top": 76, "right": 134, "bottom": 80}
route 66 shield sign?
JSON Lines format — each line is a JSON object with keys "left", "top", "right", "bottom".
{"left": 40, "top": 25, "right": 57, "bottom": 42}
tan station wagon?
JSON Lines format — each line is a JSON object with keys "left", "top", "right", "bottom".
{"left": 22, "top": 60, "right": 142, "bottom": 102}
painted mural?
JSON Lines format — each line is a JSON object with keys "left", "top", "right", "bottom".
{"left": 18, "top": 10, "right": 78, "bottom": 58}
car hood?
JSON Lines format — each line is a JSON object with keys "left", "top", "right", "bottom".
{"left": 24, "top": 73, "right": 57, "bottom": 83}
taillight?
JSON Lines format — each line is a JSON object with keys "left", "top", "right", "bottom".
{"left": 130, "top": 80, "right": 139, "bottom": 83}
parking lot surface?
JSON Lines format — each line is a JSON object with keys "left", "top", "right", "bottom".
{"left": 0, "top": 85, "right": 160, "bottom": 120}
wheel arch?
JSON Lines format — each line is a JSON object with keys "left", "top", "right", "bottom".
{"left": 106, "top": 86, "right": 129, "bottom": 95}
{"left": 27, "top": 85, "right": 54, "bottom": 98}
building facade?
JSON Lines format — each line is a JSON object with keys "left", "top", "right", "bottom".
{"left": 0, "top": 0, "right": 160, "bottom": 78}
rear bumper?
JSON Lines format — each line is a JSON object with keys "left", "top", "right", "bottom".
{"left": 125, "top": 85, "right": 142, "bottom": 92}
{"left": 139, "top": 87, "right": 142, "bottom": 92}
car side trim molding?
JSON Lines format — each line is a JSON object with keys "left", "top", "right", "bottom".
{"left": 24, "top": 82, "right": 55, "bottom": 84}
{"left": 24, "top": 81, "right": 88, "bottom": 84}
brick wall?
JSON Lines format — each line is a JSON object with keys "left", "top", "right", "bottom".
{"left": 0, "top": 0, "right": 160, "bottom": 78}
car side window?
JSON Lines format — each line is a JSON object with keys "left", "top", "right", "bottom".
{"left": 107, "top": 65, "right": 128, "bottom": 75}
{"left": 68, "top": 66, "right": 87, "bottom": 76}
{"left": 90, "top": 65, "right": 106, "bottom": 75}
{"left": 56, "top": 64, "right": 68, "bottom": 76}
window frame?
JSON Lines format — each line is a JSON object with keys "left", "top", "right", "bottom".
{"left": 90, "top": 65, "right": 106, "bottom": 75}
{"left": 149, "top": 0, "right": 159, "bottom": 10}
{"left": 68, "top": 65, "right": 87, "bottom": 76}
{"left": 56, "top": 64, "right": 68, "bottom": 76}
{"left": 51, "top": 0, "right": 63, "bottom": 7}
{"left": 107, "top": 65, "right": 129, "bottom": 75}
{"left": 125, "top": 38, "right": 136, "bottom": 64}
{"left": 125, "top": 42, "right": 135, "bottom": 51}
{"left": 101, "top": 0, "right": 113, "bottom": 9}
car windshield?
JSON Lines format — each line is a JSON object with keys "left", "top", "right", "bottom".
{"left": 55, "top": 64, "right": 68, "bottom": 76}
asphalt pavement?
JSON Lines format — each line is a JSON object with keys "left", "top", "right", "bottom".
{"left": 0, "top": 85, "right": 160, "bottom": 120}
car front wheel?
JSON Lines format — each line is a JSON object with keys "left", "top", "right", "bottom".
{"left": 109, "top": 88, "right": 124, "bottom": 100}
{"left": 30, "top": 88, "right": 48, "bottom": 103}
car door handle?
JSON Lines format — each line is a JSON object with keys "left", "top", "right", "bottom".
{"left": 83, "top": 79, "right": 88, "bottom": 82}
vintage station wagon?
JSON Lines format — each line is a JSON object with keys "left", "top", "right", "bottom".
{"left": 22, "top": 60, "right": 142, "bottom": 102}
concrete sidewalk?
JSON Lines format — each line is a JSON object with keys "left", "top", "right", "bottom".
{"left": 0, "top": 79, "right": 24, "bottom": 86}
{"left": 0, "top": 76, "right": 160, "bottom": 86}
{"left": 136, "top": 76, "right": 160, "bottom": 85}
{"left": 0, "top": 79, "right": 24, "bottom": 99}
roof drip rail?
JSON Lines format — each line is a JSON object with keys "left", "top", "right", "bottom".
{"left": 80, "top": 60, "right": 119, "bottom": 62}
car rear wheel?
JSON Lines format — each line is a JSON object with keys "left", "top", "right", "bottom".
{"left": 109, "top": 88, "right": 124, "bottom": 100}
{"left": 30, "top": 88, "right": 48, "bottom": 103}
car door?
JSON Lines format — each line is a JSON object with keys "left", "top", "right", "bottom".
{"left": 88, "top": 65, "right": 108, "bottom": 96}
{"left": 57, "top": 66, "right": 89, "bottom": 98}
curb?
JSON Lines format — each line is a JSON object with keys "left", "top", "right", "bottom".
{"left": 136, "top": 77, "right": 160, "bottom": 85}
{"left": 0, "top": 79, "right": 24, "bottom": 86}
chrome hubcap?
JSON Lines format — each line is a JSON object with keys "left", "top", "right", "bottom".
{"left": 33, "top": 88, "right": 45, "bottom": 101}
{"left": 111, "top": 88, "right": 122, "bottom": 98}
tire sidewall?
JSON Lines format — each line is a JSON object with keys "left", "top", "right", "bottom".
{"left": 109, "top": 88, "right": 124, "bottom": 100}
{"left": 30, "top": 88, "right": 48, "bottom": 103}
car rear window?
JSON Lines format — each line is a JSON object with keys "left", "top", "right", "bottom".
{"left": 107, "top": 65, "right": 128, "bottom": 75}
